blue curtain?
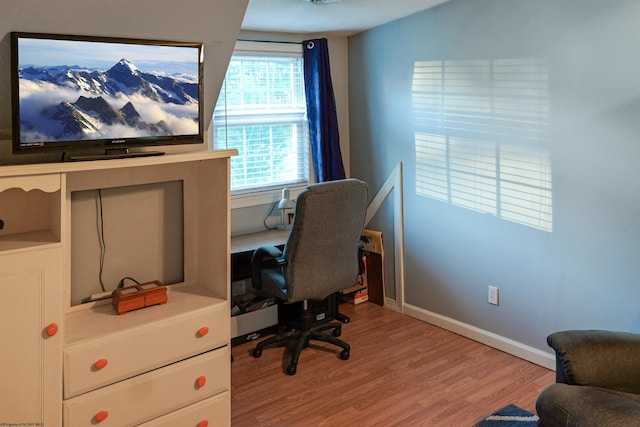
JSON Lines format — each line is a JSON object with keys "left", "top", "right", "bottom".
{"left": 303, "top": 38, "right": 346, "bottom": 182}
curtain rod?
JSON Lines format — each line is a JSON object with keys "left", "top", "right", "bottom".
{"left": 237, "top": 38, "right": 302, "bottom": 45}
{"left": 237, "top": 38, "right": 316, "bottom": 49}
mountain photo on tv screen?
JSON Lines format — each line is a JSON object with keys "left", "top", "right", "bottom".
{"left": 11, "top": 33, "right": 204, "bottom": 157}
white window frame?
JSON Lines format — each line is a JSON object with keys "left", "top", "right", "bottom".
{"left": 214, "top": 41, "right": 313, "bottom": 209}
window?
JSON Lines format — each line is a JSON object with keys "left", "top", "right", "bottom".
{"left": 213, "top": 42, "right": 309, "bottom": 198}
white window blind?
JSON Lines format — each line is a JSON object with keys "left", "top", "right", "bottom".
{"left": 213, "top": 44, "right": 309, "bottom": 194}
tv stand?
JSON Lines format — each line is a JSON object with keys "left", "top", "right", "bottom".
{"left": 63, "top": 148, "right": 165, "bottom": 162}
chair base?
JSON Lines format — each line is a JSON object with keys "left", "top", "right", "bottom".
{"left": 335, "top": 311, "right": 350, "bottom": 323}
{"left": 251, "top": 320, "right": 350, "bottom": 375}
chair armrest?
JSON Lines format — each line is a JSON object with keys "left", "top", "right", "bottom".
{"left": 251, "top": 246, "right": 286, "bottom": 290}
{"left": 548, "top": 330, "right": 640, "bottom": 394}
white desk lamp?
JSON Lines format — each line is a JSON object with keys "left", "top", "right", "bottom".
{"left": 277, "top": 188, "right": 295, "bottom": 230}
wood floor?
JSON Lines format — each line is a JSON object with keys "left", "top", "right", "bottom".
{"left": 231, "top": 301, "right": 555, "bottom": 426}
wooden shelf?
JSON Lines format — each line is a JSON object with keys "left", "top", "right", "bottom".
{"left": 0, "top": 230, "right": 60, "bottom": 253}
{"left": 0, "top": 150, "right": 237, "bottom": 178}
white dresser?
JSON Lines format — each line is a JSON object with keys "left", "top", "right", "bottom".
{"left": 0, "top": 151, "right": 235, "bottom": 426}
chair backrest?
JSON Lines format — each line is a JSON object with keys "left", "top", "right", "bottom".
{"left": 282, "top": 178, "right": 368, "bottom": 303}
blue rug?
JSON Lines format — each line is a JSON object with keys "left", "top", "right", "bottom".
{"left": 473, "top": 404, "right": 539, "bottom": 427}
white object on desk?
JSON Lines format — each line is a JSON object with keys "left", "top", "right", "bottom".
{"left": 277, "top": 188, "right": 295, "bottom": 230}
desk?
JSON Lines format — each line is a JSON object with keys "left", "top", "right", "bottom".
{"left": 231, "top": 229, "right": 290, "bottom": 254}
{"left": 230, "top": 230, "right": 289, "bottom": 346}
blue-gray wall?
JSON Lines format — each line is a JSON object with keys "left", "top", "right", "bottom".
{"left": 349, "top": 0, "right": 640, "bottom": 353}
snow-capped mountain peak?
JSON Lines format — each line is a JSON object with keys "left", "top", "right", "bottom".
{"left": 109, "top": 58, "right": 141, "bottom": 77}
{"left": 117, "top": 58, "right": 139, "bottom": 72}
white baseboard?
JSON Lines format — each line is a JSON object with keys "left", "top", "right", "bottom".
{"left": 383, "top": 297, "right": 402, "bottom": 312}
{"left": 402, "top": 303, "right": 556, "bottom": 370}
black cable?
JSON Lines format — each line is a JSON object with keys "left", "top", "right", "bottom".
{"left": 117, "top": 276, "right": 140, "bottom": 289}
{"left": 263, "top": 201, "right": 279, "bottom": 230}
{"left": 97, "top": 189, "right": 106, "bottom": 292}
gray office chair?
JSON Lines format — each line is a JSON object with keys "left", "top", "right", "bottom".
{"left": 250, "top": 178, "right": 368, "bottom": 375}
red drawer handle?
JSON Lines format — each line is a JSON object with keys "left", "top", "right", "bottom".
{"left": 197, "top": 326, "right": 209, "bottom": 337}
{"left": 197, "top": 421, "right": 209, "bottom": 427}
{"left": 94, "top": 358, "right": 109, "bottom": 370}
{"left": 46, "top": 323, "right": 58, "bottom": 337}
{"left": 95, "top": 410, "right": 109, "bottom": 422}
{"left": 196, "top": 375, "right": 207, "bottom": 388}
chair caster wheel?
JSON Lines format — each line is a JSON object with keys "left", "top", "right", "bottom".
{"left": 339, "top": 349, "right": 350, "bottom": 360}
{"left": 332, "top": 328, "right": 342, "bottom": 337}
{"left": 251, "top": 348, "right": 262, "bottom": 358}
{"left": 285, "top": 365, "right": 297, "bottom": 375}
{"left": 336, "top": 313, "right": 350, "bottom": 324}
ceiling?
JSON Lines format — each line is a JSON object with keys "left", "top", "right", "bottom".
{"left": 241, "top": 0, "right": 450, "bottom": 36}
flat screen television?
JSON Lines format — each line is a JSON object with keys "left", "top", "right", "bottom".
{"left": 11, "top": 32, "right": 204, "bottom": 160}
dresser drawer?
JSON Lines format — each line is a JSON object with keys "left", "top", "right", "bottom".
{"left": 138, "top": 393, "right": 230, "bottom": 427}
{"left": 64, "top": 303, "right": 228, "bottom": 398}
{"left": 63, "top": 348, "right": 229, "bottom": 427}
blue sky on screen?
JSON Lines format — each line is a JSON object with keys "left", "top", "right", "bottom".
{"left": 18, "top": 37, "right": 200, "bottom": 76}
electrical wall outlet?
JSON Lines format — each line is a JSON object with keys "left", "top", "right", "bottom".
{"left": 488, "top": 285, "right": 499, "bottom": 305}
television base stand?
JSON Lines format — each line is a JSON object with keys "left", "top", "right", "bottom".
{"left": 63, "top": 148, "right": 165, "bottom": 162}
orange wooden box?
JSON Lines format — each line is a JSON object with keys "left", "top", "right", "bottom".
{"left": 112, "top": 280, "right": 168, "bottom": 315}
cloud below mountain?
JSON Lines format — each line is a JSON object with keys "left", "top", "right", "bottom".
{"left": 18, "top": 58, "right": 199, "bottom": 143}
